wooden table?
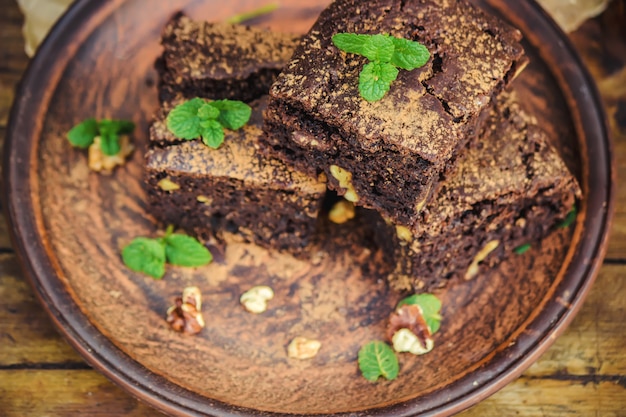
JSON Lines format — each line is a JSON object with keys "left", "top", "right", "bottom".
{"left": 0, "top": 0, "right": 624, "bottom": 415}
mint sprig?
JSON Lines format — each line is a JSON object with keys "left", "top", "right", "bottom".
{"left": 166, "top": 98, "right": 252, "bottom": 149}
{"left": 67, "top": 118, "right": 135, "bottom": 156}
{"left": 397, "top": 293, "right": 442, "bottom": 334}
{"left": 332, "top": 33, "right": 430, "bottom": 102}
{"left": 122, "top": 226, "right": 213, "bottom": 279}
{"left": 358, "top": 340, "right": 399, "bottom": 382}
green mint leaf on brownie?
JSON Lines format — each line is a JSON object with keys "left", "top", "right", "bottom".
{"left": 211, "top": 99, "right": 252, "bottom": 130}
{"left": 397, "top": 293, "right": 442, "bottom": 334}
{"left": 359, "top": 62, "right": 399, "bottom": 102}
{"left": 198, "top": 103, "right": 220, "bottom": 120}
{"left": 358, "top": 341, "right": 399, "bottom": 382}
{"left": 333, "top": 32, "right": 430, "bottom": 101}
{"left": 164, "top": 234, "right": 213, "bottom": 267}
{"left": 166, "top": 97, "right": 206, "bottom": 140}
{"left": 514, "top": 243, "right": 531, "bottom": 255}
{"left": 390, "top": 37, "right": 430, "bottom": 70}
{"left": 122, "top": 237, "right": 166, "bottom": 279}
{"left": 361, "top": 34, "right": 394, "bottom": 63}
{"left": 332, "top": 33, "right": 371, "bottom": 56}
{"left": 558, "top": 205, "right": 577, "bottom": 228}
{"left": 200, "top": 119, "right": 226, "bottom": 149}
{"left": 67, "top": 118, "right": 98, "bottom": 148}
{"left": 167, "top": 98, "right": 251, "bottom": 148}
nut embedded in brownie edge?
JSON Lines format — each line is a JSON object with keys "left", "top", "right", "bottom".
{"left": 261, "top": 0, "right": 527, "bottom": 231}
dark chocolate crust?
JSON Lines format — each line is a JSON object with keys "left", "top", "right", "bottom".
{"left": 145, "top": 96, "right": 327, "bottom": 254}
{"left": 372, "top": 92, "right": 581, "bottom": 292}
{"left": 156, "top": 13, "right": 299, "bottom": 103}
{"left": 262, "top": 0, "right": 526, "bottom": 229}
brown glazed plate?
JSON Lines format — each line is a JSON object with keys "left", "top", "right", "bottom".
{"left": 2, "top": 0, "right": 615, "bottom": 416}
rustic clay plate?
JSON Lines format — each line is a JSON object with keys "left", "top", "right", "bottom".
{"left": 3, "top": 0, "right": 614, "bottom": 416}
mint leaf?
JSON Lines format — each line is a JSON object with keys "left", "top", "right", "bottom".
{"left": 164, "top": 234, "right": 213, "bottom": 267}
{"left": 332, "top": 33, "right": 370, "bottom": 56}
{"left": 67, "top": 118, "right": 98, "bottom": 148}
{"left": 359, "top": 62, "right": 399, "bottom": 102}
{"left": 200, "top": 119, "right": 225, "bottom": 149}
{"left": 514, "top": 243, "right": 531, "bottom": 255}
{"left": 558, "top": 205, "right": 577, "bottom": 228}
{"left": 122, "top": 237, "right": 166, "bottom": 279}
{"left": 211, "top": 100, "right": 252, "bottom": 130}
{"left": 167, "top": 98, "right": 206, "bottom": 140}
{"left": 99, "top": 119, "right": 135, "bottom": 135}
{"left": 397, "top": 293, "right": 442, "bottom": 334}
{"left": 390, "top": 37, "right": 430, "bottom": 70}
{"left": 358, "top": 341, "right": 399, "bottom": 382}
{"left": 198, "top": 103, "right": 220, "bottom": 120}
{"left": 362, "top": 34, "right": 394, "bottom": 63}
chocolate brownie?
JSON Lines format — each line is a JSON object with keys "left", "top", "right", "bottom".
{"left": 156, "top": 13, "right": 299, "bottom": 104}
{"left": 145, "top": 96, "right": 327, "bottom": 254}
{"left": 369, "top": 92, "right": 581, "bottom": 292}
{"left": 262, "top": 0, "right": 526, "bottom": 230}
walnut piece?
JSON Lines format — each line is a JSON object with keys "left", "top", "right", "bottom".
{"left": 158, "top": 178, "right": 181, "bottom": 191}
{"left": 166, "top": 286, "right": 205, "bottom": 335}
{"left": 387, "top": 304, "right": 433, "bottom": 355}
{"left": 287, "top": 337, "right": 322, "bottom": 359}
{"left": 395, "top": 225, "right": 413, "bottom": 243}
{"left": 329, "top": 165, "right": 359, "bottom": 202}
{"left": 392, "top": 328, "right": 434, "bottom": 355}
{"left": 465, "top": 240, "right": 500, "bottom": 280}
{"left": 88, "top": 135, "right": 134, "bottom": 174}
{"left": 240, "top": 285, "right": 274, "bottom": 314}
{"left": 329, "top": 200, "right": 355, "bottom": 224}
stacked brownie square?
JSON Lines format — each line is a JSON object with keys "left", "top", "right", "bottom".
{"left": 260, "top": 0, "right": 579, "bottom": 288}
{"left": 145, "top": 14, "right": 326, "bottom": 254}
{"left": 368, "top": 92, "right": 581, "bottom": 291}
{"left": 262, "top": 0, "right": 527, "bottom": 229}
{"left": 155, "top": 13, "right": 300, "bottom": 103}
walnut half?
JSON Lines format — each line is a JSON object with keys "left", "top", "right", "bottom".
{"left": 166, "top": 286, "right": 205, "bottom": 335}
{"left": 88, "top": 135, "right": 134, "bottom": 174}
{"left": 287, "top": 337, "right": 322, "bottom": 359}
{"left": 387, "top": 304, "right": 434, "bottom": 355}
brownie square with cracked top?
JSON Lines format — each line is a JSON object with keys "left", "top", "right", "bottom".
{"left": 156, "top": 13, "right": 299, "bottom": 104}
{"left": 262, "top": 0, "right": 526, "bottom": 231}
{"left": 369, "top": 92, "right": 581, "bottom": 292}
{"left": 145, "top": 96, "right": 327, "bottom": 255}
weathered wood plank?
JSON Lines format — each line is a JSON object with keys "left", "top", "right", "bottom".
{"left": 523, "top": 264, "right": 626, "bottom": 377}
{"left": 462, "top": 378, "right": 626, "bottom": 417}
{"left": 607, "top": 136, "right": 626, "bottom": 259}
{"left": 0, "top": 370, "right": 162, "bottom": 417}
{"left": 0, "top": 254, "right": 84, "bottom": 366}
{"left": 0, "top": 0, "right": 28, "bottom": 128}
{"left": 0, "top": 369, "right": 622, "bottom": 417}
